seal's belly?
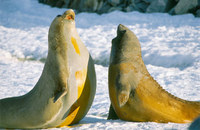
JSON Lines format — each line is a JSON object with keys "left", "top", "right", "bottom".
{"left": 56, "top": 68, "right": 92, "bottom": 127}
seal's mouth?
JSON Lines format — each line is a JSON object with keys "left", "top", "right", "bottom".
{"left": 65, "top": 14, "right": 74, "bottom": 20}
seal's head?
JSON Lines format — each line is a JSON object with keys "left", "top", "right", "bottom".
{"left": 55, "top": 9, "right": 75, "bottom": 22}
{"left": 113, "top": 24, "right": 140, "bottom": 49}
{"left": 110, "top": 24, "right": 141, "bottom": 64}
{"left": 48, "top": 9, "right": 76, "bottom": 51}
{"left": 62, "top": 9, "right": 75, "bottom": 20}
{"left": 56, "top": 9, "right": 75, "bottom": 21}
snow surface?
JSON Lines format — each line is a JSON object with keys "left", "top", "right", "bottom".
{"left": 0, "top": 0, "right": 200, "bottom": 129}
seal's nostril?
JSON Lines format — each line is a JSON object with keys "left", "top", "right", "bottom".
{"left": 57, "top": 15, "right": 61, "bottom": 17}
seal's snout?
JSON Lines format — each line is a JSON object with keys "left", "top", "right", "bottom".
{"left": 118, "top": 24, "right": 126, "bottom": 31}
{"left": 65, "top": 14, "right": 74, "bottom": 20}
{"left": 63, "top": 9, "right": 75, "bottom": 20}
{"left": 117, "top": 24, "right": 127, "bottom": 36}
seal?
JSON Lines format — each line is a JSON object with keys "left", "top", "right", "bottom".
{"left": 189, "top": 116, "right": 200, "bottom": 130}
{"left": 107, "top": 24, "right": 200, "bottom": 123}
{"left": 0, "top": 9, "right": 96, "bottom": 129}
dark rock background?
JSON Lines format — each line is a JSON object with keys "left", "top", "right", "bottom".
{"left": 38, "top": 0, "right": 200, "bottom": 17}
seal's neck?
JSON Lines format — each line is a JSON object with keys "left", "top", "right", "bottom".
{"left": 110, "top": 43, "right": 142, "bottom": 65}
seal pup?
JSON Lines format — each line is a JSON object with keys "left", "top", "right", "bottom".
{"left": 0, "top": 9, "right": 96, "bottom": 129}
{"left": 108, "top": 24, "right": 200, "bottom": 123}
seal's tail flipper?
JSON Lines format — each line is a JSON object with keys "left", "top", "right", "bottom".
{"left": 107, "top": 104, "right": 119, "bottom": 120}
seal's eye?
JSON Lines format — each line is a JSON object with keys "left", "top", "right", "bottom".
{"left": 57, "top": 15, "right": 61, "bottom": 17}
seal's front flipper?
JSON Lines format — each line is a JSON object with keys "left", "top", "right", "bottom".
{"left": 107, "top": 104, "right": 119, "bottom": 120}
{"left": 117, "top": 90, "right": 130, "bottom": 107}
{"left": 54, "top": 79, "right": 68, "bottom": 103}
{"left": 116, "top": 75, "right": 131, "bottom": 107}
{"left": 54, "top": 89, "right": 67, "bottom": 103}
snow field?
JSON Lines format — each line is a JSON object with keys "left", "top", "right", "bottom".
{"left": 0, "top": 0, "right": 200, "bottom": 129}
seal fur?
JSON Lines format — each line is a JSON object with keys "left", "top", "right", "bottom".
{"left": 0, "top": 9, "right": 96, "bottom": 129}
{"left": 108, "top": 24, "right": 200, "bottom": 123}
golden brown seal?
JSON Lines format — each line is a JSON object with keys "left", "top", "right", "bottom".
{"left": 108, "top": 24, "right": 200, "bottom": 123}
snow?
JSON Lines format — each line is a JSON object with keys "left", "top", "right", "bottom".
{"left": 0, "top": 0, "right": 200, "bottom": 129}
